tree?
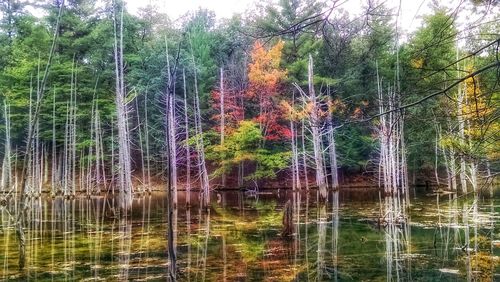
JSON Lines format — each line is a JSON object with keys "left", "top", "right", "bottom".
{"left": 112, "top": 0, "right": 133, "bottom": 209}
{"left": 293, "top": 55, "right": 328, "bottom": 200}
{"left": 246, "top": 40, "right": 290, "bottom": 142}
{"left": 205, "top": 120, "right": 290, "bottom": 182}
{"left": 402, "top": 7, "right": 458, "bottom": 181}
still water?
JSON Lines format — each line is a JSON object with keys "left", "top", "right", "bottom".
{"left": 0, "top": 189, "right": 498, "bottom": 281}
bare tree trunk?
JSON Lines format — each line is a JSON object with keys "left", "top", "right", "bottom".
{"left": 144, "top": 92, "right": 151, "bottom": 191}
{"left": 290, "top": 119, "right": 297, "bottom": 190}
{"left": 376, "top": 63, "right": 407, "bottom": 195}
{"left": 163, "top": 39, "right": 181, "bottom": 280}
{"left": 34, "top": 55, "right": 41, "bottom": 197}
{"left": 486, "top": 160, "right": 492, "bottom": 197}
{"left": 165, "top": 37, "right": 178, "bottom": 207}
{"left": 219, "top": 67, "right": 226, "bottom": 187}
{"left": 168, "top": 92, "right": 178, "bottom": 205}
{"left": 113, "top": 0, "right": 132, "bottom": 210}
{"left": 95, "top": 102, "right": 105, "bottom": 193}
{"left": 438, "top": 125, "right": 452, "bottom": 190}
{"left": 290, "top": 92, "right": 300, "bottom": 191}
{"left": 110, "top": 116, "right": 115, "bottom": 193}
{"left": 16, "top": 0, "right": 65, "bottom": 270}
{"left": 189, "top": 38, "right": 210, "bottom": 209}
{"left": 456, "top": 48, "right": 467, "bottom": 194}
{"left": 447, "top": 120, "right": 458, "bottom": 192}
{"left": 2, "top": 101, "right": 12, "bottom": 192}
{"left": 307, "top": 55, "right": 327, "bottom": 200}
{"left": 71, "top": 62, "right": 77, "bottom": 196}
{"left": 135, "top": 98, "right": 145, "bottom": 192}
{"left": 301, "top": 119, "right": 309, "bottom": 190}
{"left": 238, "top": 163, "right": 244, "bottom": 187}
{"left": 182, "top": 70, "right": 191, "bottom": 205}
{"left": 327, "top": 95, "right": 339, "bottom": 190}
{"left": 434, "top": 127, "right": 440, "bottom": 187}
{"left": 87, "top": 92, "right": 96, "bottom": 195}
{"left": 63, "top": 101, "right": 70, "bottom": 196}
{"left": 464, "top": 101, "right": 478, "bottom": 193}
{"left": 43, "top": 144, "right": 48, "bottom": 185}
{"left": 51, "top": 89, "right": 57, "bottom": 196}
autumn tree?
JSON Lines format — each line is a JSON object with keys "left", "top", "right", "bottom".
{"left": 246, "top": 40, "right": 290, "bottom": 142}
{"left": 442, "top": 64, "right": 497, "bottom": 193}
{"left": 210, "top": 70, "right": 244, "bottom": 137}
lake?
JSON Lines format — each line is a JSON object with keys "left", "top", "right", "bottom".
{"left": 0, "top": 189, "right": 498, "bottom": 281}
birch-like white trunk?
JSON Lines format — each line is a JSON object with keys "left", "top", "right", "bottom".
{"left": 307, "top": 55, "right": 327, "bottom": 199}
{"left": 143, "top": 91, "right": 151, "bottom": 191}
{"left": 183, "top": 70, "right": 191, "bottom": 205}
{"left": 219, "top": 67, "right": 226, "bottom": 187}
{"left": 290, "top": 118, "right": 300, "bottom": 190}
{"left": 165, "top": 37, "right": 178, "bottom": 206}
{"left": 434, "top": 127, "right": 440, "bottom": 187}
{"left": 376, "top": 63, "right": 408, "bottom": 195}
{"left": 190, "top": 39, "right": 210, "bottom": 208}
{"left": 51, "top": 89, "right": 57, "bottom": 195}
{"left": 301, "top": 118, "right": 309, "bottom": 190}
{"left": 457, "top": 80, "right": 467, "bottom": 193}
{"left": 193, "top": 70, "right": 210, "bottom": 207}
{"left": 456, "top": 47, "right": 467, "bottom": 194}
{"left": 327, "top": 96, "right": 339, "bottom": 190}
{"left": 135, "top": 98, "right": 145, "bottom": 192}
{"left": 1, "top": 101, "right": 11, "bottom": 192}
{"left": 113, "top": 0, "right": 133, "bottom": 208}
{"left": 168, "top": 93, "right": 178, "bottom": 205}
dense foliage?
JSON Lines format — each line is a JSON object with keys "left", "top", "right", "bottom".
{"left": 0, "top": 0, "right": 497, "bottom": 192}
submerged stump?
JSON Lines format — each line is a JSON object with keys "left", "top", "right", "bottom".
{"left": 281, "top": 200, "right": 293, "bottom": 237}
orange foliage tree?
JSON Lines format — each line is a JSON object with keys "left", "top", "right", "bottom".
{"left": 246, "top": 40, "right": 290, "bottom": 141}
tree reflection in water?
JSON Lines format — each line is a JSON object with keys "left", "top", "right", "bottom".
{"left": 382, "top": 194, "right": 411, "bottom": 282}
{"left": 0, "top": 190, "right": 497, "bottom": 281}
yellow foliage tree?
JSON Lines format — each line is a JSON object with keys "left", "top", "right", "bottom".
{"left": 462, "top": 65, "right": 498, "bottom": 159}
{"left": 247, "top": 40, "right": 287, "bottom": 95}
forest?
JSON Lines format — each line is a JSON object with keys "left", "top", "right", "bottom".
{"left": 0, "top": 0, "right": 498, "bottom": 281}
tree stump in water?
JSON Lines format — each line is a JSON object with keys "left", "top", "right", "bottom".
{"left": 282, "top": 200, "right": 293, "bottom": 237}
{"left": 0, "top": 197, "right": 7, "bottom": 206}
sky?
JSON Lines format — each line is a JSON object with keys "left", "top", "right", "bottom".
{"left": 123, "top": 0, "right": 465, "bottom": 34}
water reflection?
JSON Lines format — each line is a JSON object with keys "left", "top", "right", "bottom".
{"left": 331, "top": 191, "right": 339, "bottom": 282}
{"left": 382, "top": 195, "right": 411, "bottom": 281}
{"left": 0, "top": 190, "right": 497, "bottom": 281}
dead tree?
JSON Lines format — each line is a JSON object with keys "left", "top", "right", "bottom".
{"left": 113, "top": 0, "right": 133, "bottom": 209}
{"left": 376, "top": 64, "right": 408, "bottom": 196}
{"left": 51, "top": 89, "right": 57, "bottom": 196}
{"left": 144, "top": 91, "right": 151, "bottom": 191}
{"left": 189, "top": 37, "right": 210, "bottom": 209}
{"left": 293, "top": 55, "right": 328, "bottom": 200}
{"left": 219, "top": 67, "right": 226, "bottom": 187}
{"left": 301, "top": 118, "right": 309, "bottom": 190}
{"left": 135, "top": 98, "right": 146, "bottom": 192}
{"left": 1, "top": 101, "right": 12, "bottom": 192}
{"left": 281, "top": 200, "right": 293, "bottom": 236}
{"left": 183, "top": 69, "right": 191, "bottom": 205}
{"left": 16, "top": 0, "right": 65, "bottom": 270}
{"left": 165, "top": 37, "right": 178, "bottom": 206}
{"left": 327, "top": 95, "right": 339, "bottom": 190}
